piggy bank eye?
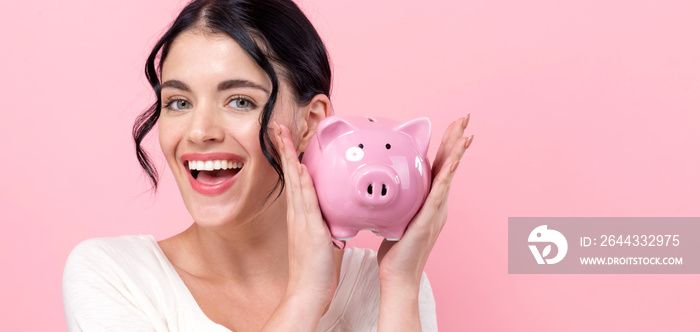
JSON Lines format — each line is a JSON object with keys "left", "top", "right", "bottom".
{"left": 385, "top": 143, "right": 391, "bottom": 150}
{"left": 358, "top": 143, "right": 364, "bottom": 149}
{"left": 346, "top": 146, "right": 364, "bottom": 162}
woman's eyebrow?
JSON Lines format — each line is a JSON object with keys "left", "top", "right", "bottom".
{"left": 160, "top": 79, "right": 270, "bottom": 94}
{"left": 161, "top": 80, "right": 190, "bottom": 92}
{"left": 218, "top": 79, "right": 269, "bottom": 94}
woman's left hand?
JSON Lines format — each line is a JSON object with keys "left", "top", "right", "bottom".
{"left": 376, "top": 115, "right": 473, "bottom": 287}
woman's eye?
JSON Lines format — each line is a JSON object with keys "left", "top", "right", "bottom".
{"left": 165, "top": 99, "right": 192, "bottom": 110}
{"left": 229, "top": 97, "right": 254, "bottom": 109}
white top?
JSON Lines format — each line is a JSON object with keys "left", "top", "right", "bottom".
{"left": 62, "top": 235, "right": 438, "bottom": 331}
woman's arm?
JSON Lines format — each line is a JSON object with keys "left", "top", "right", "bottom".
{"left": 377, "top": 115, "right": 473, "bottom": 332}
{"left": 260, "top": 123, "right": 339, "bottom": 332}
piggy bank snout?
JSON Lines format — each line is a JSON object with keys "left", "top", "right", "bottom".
{"left": 352, "top": 166, "right": 399, "bottom": 207}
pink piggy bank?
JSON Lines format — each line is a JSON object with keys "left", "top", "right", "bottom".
{"left": 301, "top": 115, "right": 432, "bottom": 241}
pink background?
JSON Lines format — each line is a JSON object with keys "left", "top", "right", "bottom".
{"left": 2, "top": 0, "right": 698, "bottom": 330}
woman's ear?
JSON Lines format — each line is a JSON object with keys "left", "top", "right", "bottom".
{"left": 296, "top": 94, "right": 332, "bottom": 153}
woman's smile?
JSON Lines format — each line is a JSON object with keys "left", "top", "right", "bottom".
{"left": 182, "top": 152, "right": 245, "bottom": 195}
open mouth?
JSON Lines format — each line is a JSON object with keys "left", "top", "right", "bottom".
{"left": 186, "top": 160, "right": 243, "bottom": 185}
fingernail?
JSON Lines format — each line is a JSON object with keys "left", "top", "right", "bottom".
{"left": 465, "top": 135, "right": 474, "bottom": 149}
{"left": 272, "top": 121, "right": 281, "bottom": 136}
{"left": 450, "top": 160, "right": 460, "bottom": 173}
{"left": 462, "top": 114, "right": 470, "bottom": 129}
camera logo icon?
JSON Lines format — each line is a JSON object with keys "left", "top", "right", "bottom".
{"left": 528, "top": 225, "right": 568, "bottom": 264}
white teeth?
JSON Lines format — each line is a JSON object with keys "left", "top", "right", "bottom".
{"left": 187, "top": 160, "right": 243, "bottom": 171}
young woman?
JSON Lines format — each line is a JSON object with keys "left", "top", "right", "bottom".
{"left": 62, "top": 0, "right": 473, "bottom": 331}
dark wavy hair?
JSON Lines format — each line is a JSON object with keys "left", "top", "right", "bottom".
{"left": 133, "top": 0, "right": 332, "bottom": 196}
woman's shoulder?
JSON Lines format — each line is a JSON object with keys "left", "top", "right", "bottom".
{"left": 63, "top": 234, "right": 172, "bottom": 288}
{"left": 69, "top": 234, "right": 156, "bottom": 251}
{"left": 66, "top": 235, "right": 160, "bottom": 268}
{"left": 63, "top": 235, "right": 186, "bottom": 330}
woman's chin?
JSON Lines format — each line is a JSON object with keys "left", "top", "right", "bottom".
{"left": 183, "top": 201, "right": 243, "bottom": 228}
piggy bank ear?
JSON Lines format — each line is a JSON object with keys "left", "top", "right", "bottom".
{"left": 316, "top": 116, "right": 356, "bottom": 150}
{"left": 396, "top": 117, "right": 431, "bottom": 157}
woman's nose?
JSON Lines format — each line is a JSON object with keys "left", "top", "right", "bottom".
{"left": 186, "top": 104, "right": 225, "bottom": 144}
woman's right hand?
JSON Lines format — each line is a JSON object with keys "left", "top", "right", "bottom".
{"left": 262, "top": 122, "right": 338, "bottom": 330}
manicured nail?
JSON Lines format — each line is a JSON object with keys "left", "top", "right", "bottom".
{"left": 462, "top": 114, "right": 470, "bottom": 129}
{"left": 272, "top": 121, "right": 281, "bottom": 136}
{"left": 450, "top": 160, "right": 460, "bottom": 173}
{"left": 465, "top": 135, "right": 474, "bottom": 149}
{"left": 274, "top": 128, "right": 282, "bottom": 144}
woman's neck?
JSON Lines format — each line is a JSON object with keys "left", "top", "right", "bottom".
{"left": 160, "top": 198, "right": 291, "bottom": 285}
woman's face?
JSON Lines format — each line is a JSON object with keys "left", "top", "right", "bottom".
{"left": 158, "top": 30, "right": 300, "bottom": 228}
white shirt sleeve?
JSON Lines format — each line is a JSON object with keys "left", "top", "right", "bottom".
{"left": 62, "top": 238, "right": 166, "bottom": 332}
{"left": 418, "top": 272, "right": 438, "bottom": 331}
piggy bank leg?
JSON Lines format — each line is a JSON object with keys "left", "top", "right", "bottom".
{"left": 379, "top": 229, "right": 405, "bottom": 241}
{"left": 330, "top": 226, "right": 360, "bottom": 241}
{"left": 372, "top": 230, "right": 400, "bottom": 241}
